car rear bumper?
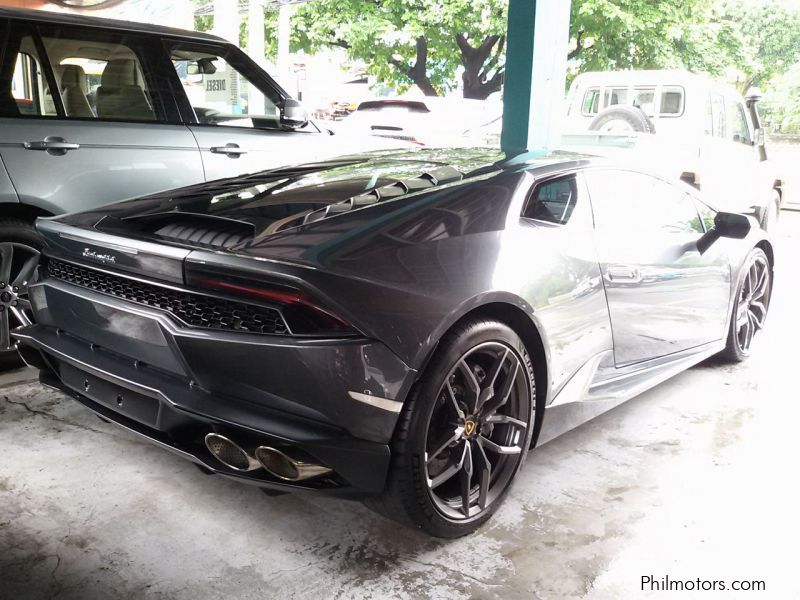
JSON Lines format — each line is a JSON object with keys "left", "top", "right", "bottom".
{"left": 14, "top": 275, "right": 418, "bottom": 495}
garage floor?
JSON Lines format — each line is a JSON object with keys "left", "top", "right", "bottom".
{"left": 2, "top": 214, "right": 799, "bottom": 600}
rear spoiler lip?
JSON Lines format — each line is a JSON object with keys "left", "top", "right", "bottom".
{"left": 36, "top": 219, "right": 190, "bottom": 284}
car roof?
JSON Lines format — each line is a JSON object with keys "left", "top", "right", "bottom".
{"left": 572, "top": 69, "right": 708, "bottom": 86}
{"left": 0, "top": 7, "right": 228, "bottom": 44}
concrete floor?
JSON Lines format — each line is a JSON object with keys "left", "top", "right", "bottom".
{"left": 2, "top": 214, "right": 799, "bottom": 600}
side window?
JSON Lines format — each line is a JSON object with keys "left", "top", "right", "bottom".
{"left": 729, "top": 102, "right": 752, "bottom": 145}
{"left": 632, "top": 87, "right": 655, "bottom": 114}
{"left": 39, "top": 30, "right": 159, "bottom": 121}
{"left": 604, "top": 87, "right": 629, "bottom": 108}
{"left": 710, "top": 93, "right": 726, "bottom": 138}
{"left": 693, "top": 197, "right": 717, "bottom": 232}
{"left": 581, "top": 88, "right": 600, "bottom": 115}
{"left": 522, "top": 175, "right": 578, "bottom": 225}
{"left": 1, "top": 29, "right": 58, "bottom": 118}
{"left": 171, "top": 46, "right": 280, "bottom": 128}
{"left": 585, "top": 170, "right": 703, "bottom": 235}
{"left": 659, "top": 86, "right": 684, "bottom": 116}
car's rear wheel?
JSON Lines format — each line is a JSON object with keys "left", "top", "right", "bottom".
{"left": 367, "top": 318, "right": 535, "bottom": 537}
{"left": 0, "top": 220, "right": 41, "bottom": 370}
{"left": 720, "top": 248, "right": 771, "bottom": 363}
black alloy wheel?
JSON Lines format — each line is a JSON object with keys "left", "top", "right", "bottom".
{"left": 0, "top": 242, "right": 39, "bottom": 364}
{"left": 368, "top": 318, "right": 535, "bottom": 537}
{"left": 424, "top": 341, "right": 530, "bottom": 520}
{"left": 721, "top": 248, "right": 771, "bottom": 362}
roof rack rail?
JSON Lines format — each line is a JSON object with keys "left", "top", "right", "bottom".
{"left": 302, "top": 166, "right": 465, "bottom": 225}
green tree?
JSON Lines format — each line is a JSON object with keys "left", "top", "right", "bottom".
{"left": 291, "top": 0, "right": 507, "bottom": 98}
{"left": 569, "top": 0, "right": 739, "bottom": 77}
{"left": 760, "top": 62, "right": 800, "bottom": 134}
{"left": 722, "top": 0, "right": 800, "bottom": 93}
{"left": 288, "top": 0, "right": 744, "bottom": 98}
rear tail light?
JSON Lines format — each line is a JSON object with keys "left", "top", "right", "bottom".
{"left": 188, "top": 271, "right": 355, "bottom": 336}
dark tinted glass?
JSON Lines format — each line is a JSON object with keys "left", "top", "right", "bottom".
{"left": 523, "top": 176, "right": 578, "bottom": 225}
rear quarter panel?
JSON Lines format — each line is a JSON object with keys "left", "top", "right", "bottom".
{"left": 201, "top": 169, "right": 612, "bottom": 402}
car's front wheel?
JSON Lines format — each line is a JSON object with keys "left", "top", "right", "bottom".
{"left": 720, "top": 248, "right": 771, "bottom": 363}
{"left": 368, "top": 318, "right": 535, "bottom": 537}
{"left": 0, "top": 219, "right": 41, "bottom": 370}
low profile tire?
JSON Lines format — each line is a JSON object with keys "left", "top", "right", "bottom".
{"left": 589, "top": 106, "right": 655, "bottom": 134}
{"left": 719, "top": 248, "right": 771, "bottom": 363}
{"left": 759, "top": 191, "right": 781, "bottom": 233}
{"left": 0, "top": 219, "right": 41, "bottom": 371}
{"left": 366, "top": 318, "right": 536, "bottom": 538}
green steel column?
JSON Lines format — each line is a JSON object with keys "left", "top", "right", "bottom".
{"left": 501, "top": 0, "right": 538, "bottom": 154}
{"left": 501, "top": 0, "right": 571, "bottom": 155}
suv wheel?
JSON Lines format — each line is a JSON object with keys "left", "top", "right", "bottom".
{"left": 0, "top": 219, "right": 41, "bottom": 370}
{"left": 759, "top": 191, "right": 781, "bottom": 233}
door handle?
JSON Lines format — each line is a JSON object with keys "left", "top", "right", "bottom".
{"left": 210, "top": 143, "right": 248, "bottom": 157}
{"left": 606, "top": 266, "right": 641, "bottom": 283}
{"left": 24, "top": 136, "right": 80, "bottom": 156}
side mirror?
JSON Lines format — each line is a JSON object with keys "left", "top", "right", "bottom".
{"left": 280, "top": 98, "right": 309, "bottom": 129}
{"left": 745, "top": 87, "right": 763, "bottom": 107}
{"left": 696, "top": 212, "right": 752, "bottom": 255}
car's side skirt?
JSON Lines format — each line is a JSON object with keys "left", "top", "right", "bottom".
{"left": 536, "top": 340, "right": 725, "bottom": 447}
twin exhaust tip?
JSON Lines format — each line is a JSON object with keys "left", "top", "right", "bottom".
{"left": 204, "top": 433, "right": 332, "bottom": 481}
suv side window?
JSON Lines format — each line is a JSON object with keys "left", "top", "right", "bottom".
{"left": 582, "top": 88, "right": 600, "bottom": 115}
{"left": 170, "top": 45, "right": 281, "bottom": 129}
{"left": 729, "top": 101, "right": 752, "bottom": 145}
{"left": 523, "top": 175, "right": 579, "bottom": 225}
{"left": 710, "top": 93, "right": 726, "bottom": 138}
{"left": 39, "top": 28, "right": 160, "bottom": 121}
{"left": 0, "top": 26, "right": 58, "bottom": 118}
{"left": 585, "top": 170, "right": 704, "bottom": 235}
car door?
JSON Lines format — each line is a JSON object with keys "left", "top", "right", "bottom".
{"left": 163, "top": 41, "right": 330, "bottom": 181}
{"left": 0, "top": 21, "right": 203, "bottom": 216}
{"left": 697, "top": 90, "right": 758, "bottom": 213}
{"left": 585, "top": 168, "right": 731, "bottom": 366}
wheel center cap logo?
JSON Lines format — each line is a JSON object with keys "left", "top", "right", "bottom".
{"left": 464, "top": 420, "right": 476, "bottom": 436}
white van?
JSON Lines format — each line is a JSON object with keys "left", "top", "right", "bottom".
{"left": 563, "top": 70, "right": 783, "bottom": 230}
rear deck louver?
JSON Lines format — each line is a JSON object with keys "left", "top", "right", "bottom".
{"left": 301, "top": 166, "right": 464, "bottom": 226}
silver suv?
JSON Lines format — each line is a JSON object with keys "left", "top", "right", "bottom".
{"left": 0, "top": 8, "right": 388, "bottom": 364}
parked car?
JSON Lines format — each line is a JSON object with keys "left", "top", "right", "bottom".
{"left": 338, "top": 96, "right": 503, "bottom": 147}
{"left": 15, "top": 148, "right": 773, "bottom": 537}
{"left": 0, "top": 7, "right": 400, "bottom": 366}
{"left": 562, "top": 70, "right": 783, "bottom": 231}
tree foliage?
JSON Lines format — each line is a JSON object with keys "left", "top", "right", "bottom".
{"left": 569, "top": 0, "right": 739, "bottom": 77}
{"left": 721, "top": 0, "right": 800, "bottom": 92}
{"left": 196, "top": 0, "right": 800, "bottom": 103}
{"left": 291, "top": 0, "right": 507, "bottom": 98}
{"left": 761, "top": 62, "right": 800, "bottom": 134}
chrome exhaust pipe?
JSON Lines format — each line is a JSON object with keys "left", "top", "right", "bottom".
{"left": 204, "top": 433, "right": 260, "bottom": 472}
{"left": 254, "top": 446, "right": 332, "bottom": 481}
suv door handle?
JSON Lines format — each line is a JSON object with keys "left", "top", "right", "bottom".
{"left": 24, "top": 136, "right": 80, "bottom": 156}
{"left": 210, "top": 143, "right": 248, "bottom": 157}
{"left": 606, "top": 266, "right": 642, "bottom": 283}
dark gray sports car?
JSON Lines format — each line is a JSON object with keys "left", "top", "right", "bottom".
{"left": 13, "top": 148, "right": 773, "bottom": 537}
